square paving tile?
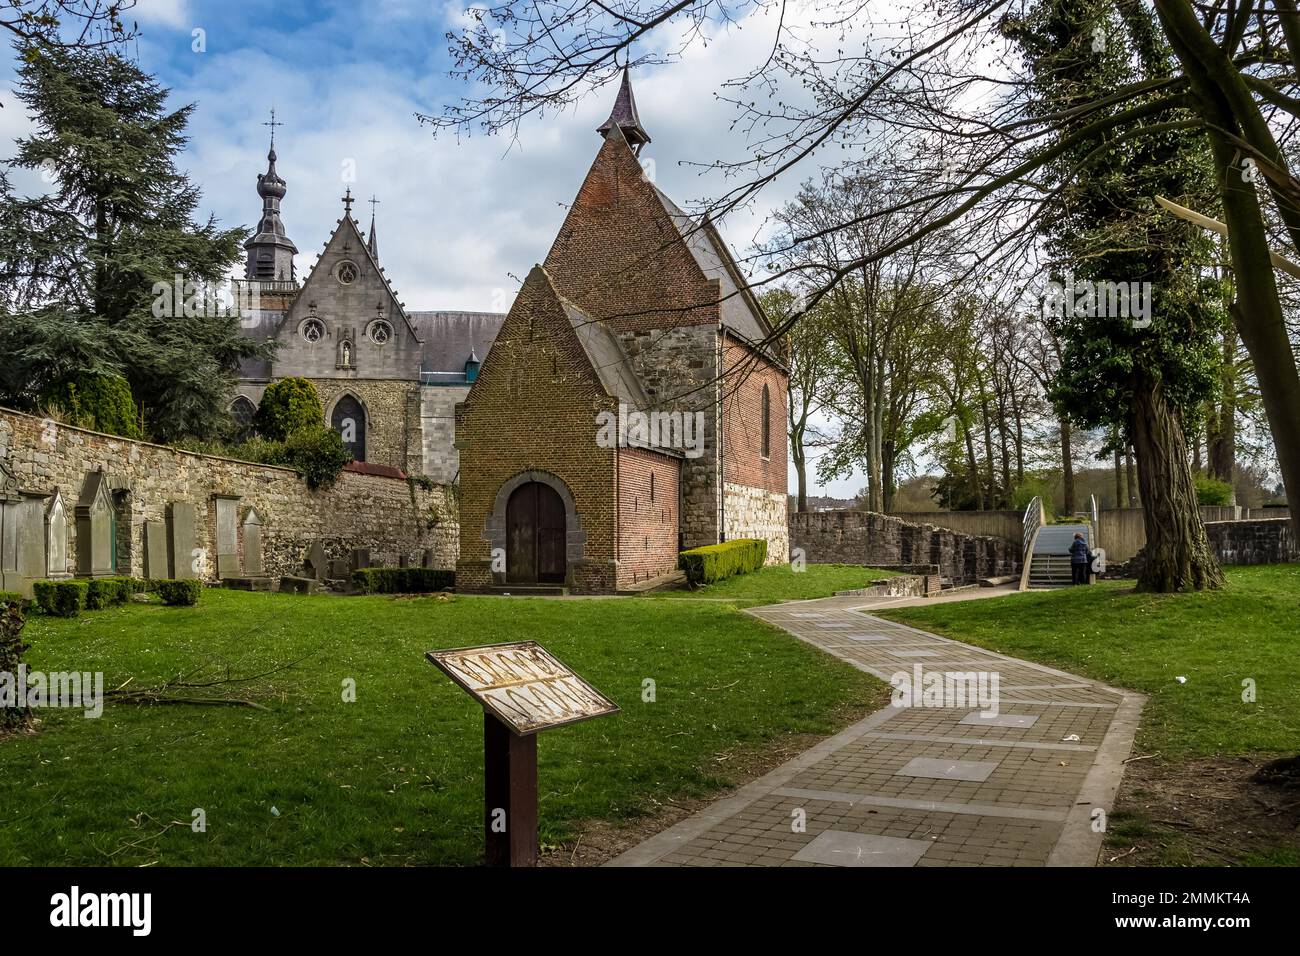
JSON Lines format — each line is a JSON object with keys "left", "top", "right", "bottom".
{"left": 959, "top": 712, "right": 1039, "bottom": 729}
{"left": 895, "top": 756, "right": 1000, "bottom": 782}
{"left": 791, "top": 830, "right": 931, "bottom": 867}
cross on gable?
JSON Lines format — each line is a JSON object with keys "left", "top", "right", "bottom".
{"left": 342, "top": 187, "right": 354, "bottom": 213}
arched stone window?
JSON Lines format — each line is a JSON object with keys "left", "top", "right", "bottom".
{"left": 330, "top": 393, "right": 366, "bottom": 461}
{"left": 761, "top": 383, "right": 771, "bottom": 458}
{"left": 230, "top": 396, "right": 256, "bottom": 427}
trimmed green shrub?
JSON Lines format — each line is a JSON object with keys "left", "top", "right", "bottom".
{"left": 352, "top": 567, "right": 455, "bottom": 594}
{"left": 0, "top": 590, "right": 23, "bottom": 606}
{"left": 255, "top": 377, "right": 322, "bottom": 441}
{"left": 40, "top": 373, "right": 142, "bottom": 439}
{"left": 1195, "top": 475, "right": 1234, "bottom": 506}
{"left": 156, "top": 579, "right": 202, "bottom": 606}
{"left": 85, "top": 576, "right": 145, "bottom": 610}
{"left": 283, "top": 424, "right": 351, "bottom": 490}
{"left": 678, "top": 538, "right": 769, "bottom": 586}
{"left": 32, "top": 580, "right": 89, "bottom": 617}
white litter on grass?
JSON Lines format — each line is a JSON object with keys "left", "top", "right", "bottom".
{"left": 271, "top": 806, "right": 280, "bottom": 817}
{"left": 1175, "top": 676, "right": 1187, "bottom": 684}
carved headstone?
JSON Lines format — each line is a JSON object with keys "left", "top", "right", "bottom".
{"left": 350, "top": 548, "right": 370, "bottom": 571}
{"left": 421, "top": 549, "right": 435, "bottom": 569}
{"left": 45, "top": 492, "right": 69, "bottom": 579}
{"left": 304, "top": 540, "right": 328, "bottom": 581}
{"left": 144, "top": 519, "right": 169, "bottom": 579}
{"left": 213, "top": 496, "right": 240, "bottom": 579}
{"left": 242, "top": 508, "right": 264, "bottom": 576}
{"left": 167, "top": 501, "right": 198, "bottom": 580}
{"left": 16, "top": 495, "right": 46, "bottom": 584}
{"left": 75, "top": 471, "right": 116, "bottom": 578}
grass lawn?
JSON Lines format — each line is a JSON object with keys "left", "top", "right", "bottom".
{"left": 0, "top": 589, "right": 880, "bottom": 866}
{"left": 649, "top": 563, "right": 904, "bottom": 606}
{"left": 879, "top": 564, "right": 1300, "bottom": 866}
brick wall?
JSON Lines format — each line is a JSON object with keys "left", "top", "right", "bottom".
{"left": 0, "top": 407, "right": 458, "bottom": 585}
{"left": 543, "top": 130, "right": 720, "bottom": 334}
{"left": 616, "top": 446, "right": 681, "bottom": 586}
{"left": 790, "top": 510, "right": 1019, "bottom": 584}
{"left": 455, "top": 267, "right": 619, "bottom": 592}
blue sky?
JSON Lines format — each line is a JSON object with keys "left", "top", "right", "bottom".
{"left": 0, "top": 0, "right": 866, "bottom": 498}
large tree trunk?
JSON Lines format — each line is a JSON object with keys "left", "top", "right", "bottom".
{"left": 1125, "top": 448, "right": 1139, "bottom": 507}
{"left": 882, "top": 439, "right": 896, "bottom": 513}
{"left": 1060, "top": 417, "right": 1076, "bottom": 514}
{"left": 1130, "top": 377, "right": 1225, "bottom": 591}
{"left": 1155, "top": 0, "right": 1300, "bottom": 539}
{"left": 1114, "top": 448, "right": 1124, "bottom": 509}
{"left": 1206, "top": 327, "right": 1237, "bottom": 498}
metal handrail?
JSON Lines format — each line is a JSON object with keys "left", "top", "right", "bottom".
{"left": 1022, "top": 495, "right": 1044, "bottom": 558}
{"left": 1090, "top": 493, "right": 1100, "bottom": 550}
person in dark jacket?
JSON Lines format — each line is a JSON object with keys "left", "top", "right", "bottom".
{"left": 1069, "top": 533, "right": 1090, "bottom": 585}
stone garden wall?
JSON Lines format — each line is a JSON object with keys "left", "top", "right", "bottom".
{"left": 790, "top": 510, "right": 1020, "bottom": 585}
{"left": 0, "top": 407, "right": 458, "bottom": 595}
{"left": 1204, "top": 518, "right": 1296, "bottom": 565}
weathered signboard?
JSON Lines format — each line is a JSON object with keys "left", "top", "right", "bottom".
{"left": 426, "top": 640, "right": 619, "bottom": 866}
{"left": 426, "top": 641, "right": 619, "bottom": 735}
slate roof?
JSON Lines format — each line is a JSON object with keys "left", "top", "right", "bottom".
{"left": 409, "top": 311, "right": 506, "bottom": 378}
{"left": 651, "top": 186, "right": 772, "bottom": 347}
{"left": 559, "top": 297, "right": 650, "bottom": 408}
{"left": 597, "top": 67, "right": 651, "bottom": 148}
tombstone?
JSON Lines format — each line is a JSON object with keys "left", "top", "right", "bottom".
{"left": 45, "top": 492, "right": 70, "bottom": 579}
{"left": 304, "top": 539, "right": 328, "bottom": 581}
{"left": 421, "top": 549, "right": 435, "bottom": 569}
{"left": 213, "top": 496, "right": 240, "bottom": 579}
{"left": 328, "top": 559, "right": 350, "bottom": 580}
{"left": 167, "top": 501, "right": 198, "bottom": 580}
{"left": 75, "top": 471, "right": 116, "bottom": 578}
{"left": 399, "top": 553, "right": 410, "bottom": 569}
{"left": 0, "top": 458, "right": 31, "bottom": 593}
{"left": 16, "top": 494, "right": 46, "bottom": 584}
{"left": 143, "top": 520, "right": 169, "bottom": 579}
{"left": 279, "top": 575, "right": 316, "bottom": 594}
{"left": 350, "top": 548, "right": 370, "bottom": 571}
{"left": 241, "top": 508, "right": 264, "bottom": 576}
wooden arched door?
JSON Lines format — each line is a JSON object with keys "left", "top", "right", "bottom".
{"left": 505, "top": 481, "right": 566, "bottom": 583}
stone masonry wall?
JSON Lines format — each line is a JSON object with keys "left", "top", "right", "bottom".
{"left": 0, "top": 408, "right": 458, "bottom": 585}
{"left": 790, "top": 510, "right": 1019, "bottom": 584}
{"left": 1204, "top": 518, "right": 1297, "bottom": 565}
{"left": 724, "top": 483, "right": 789, "bottom": 565}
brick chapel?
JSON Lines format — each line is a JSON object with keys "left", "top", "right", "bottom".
{"left": 229, "top": 73, "right": 788, "bottom": 593}
{"left": 454, "top": 71, "right": 790, "bottom": 592}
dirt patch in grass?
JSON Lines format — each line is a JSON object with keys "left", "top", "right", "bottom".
{"left": 539, "top": 695, "right": 886, "bottom": 867}
{"left": 1102, "top": 753, "right": 1300, "bottom": 867}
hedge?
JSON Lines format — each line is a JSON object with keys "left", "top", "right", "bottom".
{"left": 352, "top": 567, "right": 455, "bottom": 595}
{"left": 157, "top": 579, "right": 203, "bottom": 606}
{"left": 0, "top": 590, "right": 23, "bottom": 607}
{"left": 33, "top": 580, "right": 89, "bottom": 617}
{"left": 677, "top": 538, "right": 768, "bottom": 585}
{"left": 86, "top": 576, "right": 145, "bottom": 610}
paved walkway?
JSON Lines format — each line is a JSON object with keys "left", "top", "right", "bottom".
{"left": 608, "top": 593, "right": 1145, "bottom": 867}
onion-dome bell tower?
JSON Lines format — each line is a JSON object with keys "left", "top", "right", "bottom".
{"left": 244, "top": 109, "right": 299, "bottom": 283}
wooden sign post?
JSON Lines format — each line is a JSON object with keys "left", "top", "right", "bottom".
{"left": 426, "top": 641, "right": 619, "bottom": 867}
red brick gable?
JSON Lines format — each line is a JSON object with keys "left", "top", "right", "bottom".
{"left": 464, "top": 265, "right": 613, "bottom": 407}
{"left": 544, "top": 127, "right": 721, "bottom": 333}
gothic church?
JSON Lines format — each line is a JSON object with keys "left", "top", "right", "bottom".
{"left": 233, "top": 72, "right": 788, "bottom": 592}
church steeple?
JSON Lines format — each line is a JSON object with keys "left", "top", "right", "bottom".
{"left": 244, "top": 109, "right": 299, "bottom": 283}
{"left": 596, "top": 67, "right": 651, "bottom": 152}
{"left": 368, "top": 195, "right": 380, "bottom": 261}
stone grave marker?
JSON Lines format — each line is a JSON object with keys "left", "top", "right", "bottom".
{"left": 167, "top": 501, "right": 198, "bottom": 580}
{"left": 45, "top": 492, "right": 69, "bottom": 578}
{"left": 213, "top": 496, "right": 240, "bottom": 579}
{"left": 75, "top": 472, "right": 115, "bottom": 577}
{"left": 143, "top": 520, "right": 169, "bottom": 579}
{"left": 241, "top": 508, "right": 264, "bottom": 576}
